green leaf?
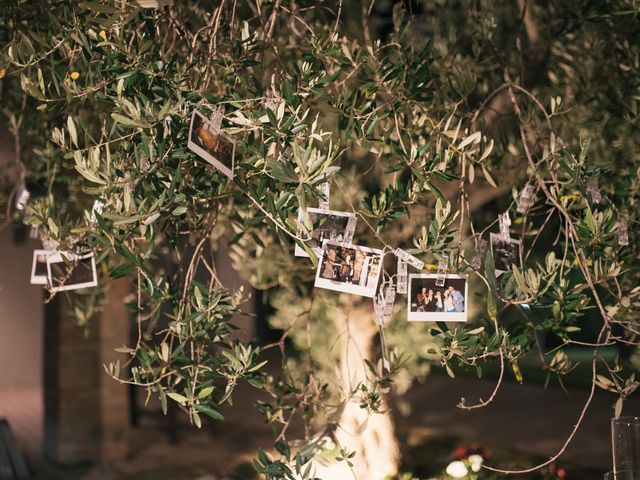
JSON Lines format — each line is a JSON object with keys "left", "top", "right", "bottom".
{"left": 67, "top": 116, "right": 78, "bottom": 147}
{"left": 167, "top": 392, "right": 189, "bottom": 405}
{"left": 197, "top": 386, "right": 214, "bottom": 399}
{"left": 195, "top": 404, "right": 225, "bottom": 420}
{"left": 275, "top": 440, "right": 291, "bottom": 460}
{"left": 111, "top": 113, "right": 142, "bottom": 127}
{"left": 487, "top": 290, "right": 497, "bottom": 322}
{"left": 75, "top": 165, "right": 106, "bottom": 184}
{"left": 246, "top": 360, "right": 268, "bottom": 373}
{"left": 47, "top": 217, "right": 59, "bottom": 237}
{"left": 445, "top": 364, "right": 455, "bottom": 378}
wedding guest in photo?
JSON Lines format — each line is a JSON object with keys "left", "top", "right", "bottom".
{"left": 416, "top": 287, "right": 428, "bottom": 312}
{"left": 425, "top": 289, "right": 437, "bottom": 312}
{"left": 444, "top": 290, "right": 455, "bottom": 312}
{"left": 359, "top": 254, "right": 371, "bottom": 286}
{"left": 434, "top": 290, "right": 444, "bottom": 312}
{"left": 448, "top": 286, "right": 465, "bottom": 312}
{"left": 346, "top": 261, "right": 355, "bottom": 283}
{"left": 341, "top": 253, "right": 351, "bottom": 280}
{"left": 322, "top": 248, "right": 336, "bottom": 279}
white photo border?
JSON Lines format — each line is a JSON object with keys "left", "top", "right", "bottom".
{"left": 294, "top": 207, "right": 357, "bottom": 258}
{"left": 314, "top": 240, "right": 383, "bottom": 298}
{"left": 187, "top": 109, "right": 235, "bottom": 179}
{"left": 407, "top": 273, "right": 469, "bottom": 322}
{"left": 31, "top": 249, "right": 53, "bottom": 285}
{"left": 46, "top": 251, "right": 98, "bottom": 292}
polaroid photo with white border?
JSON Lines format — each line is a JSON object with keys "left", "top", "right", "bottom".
{"left": 31, "top": 249, "right": 53, "bottom": 285}
{"left": 407, "top": 273, "right": 468, "bottom": 322}
{"left": 314, "top": 241, "right": 383, "bottom": 298}
{"left": 490, "top": 232, "right": 522, "bottom": 274}
{"left": 187, "top": 109, "right": 235, "bottom": 179}
{"left": 295, "top": 208, "right": 357, "bottom": 258}
{"left": 46, "top": 251, "right": 98, "bottom": 292}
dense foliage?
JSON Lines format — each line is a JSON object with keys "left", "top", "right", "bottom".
{"left": 1, "top": 0, "right": 639, "bottom": 477}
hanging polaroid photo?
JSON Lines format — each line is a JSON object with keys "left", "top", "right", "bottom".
{"left": 314, "top": 241, "right": 383, "bottom": 298}
{"left": 490, "top": 232, "right": 522, "bottom": 274}
{"left": 187, "top": 109, "right": 235, "bottom": 179}
{"left": 407, "top": 274, "right": 468, "bottom": 322}
{"left": 295, "top": 208, "right": 357, "bottom": 258}
{"left": 46, "top": 251, "right": 98, "bottom": 292}
{"left": 31, "top": 249, "right": 53, "bottom": 285}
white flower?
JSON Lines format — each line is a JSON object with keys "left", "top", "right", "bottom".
{"left": 446, "top": 460, "right": 469, "bottom": 478}
{"left": 468, "top": 454, "right": 483, "bottom": 472}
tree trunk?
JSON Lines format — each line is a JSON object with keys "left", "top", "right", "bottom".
{"left": 314, "top": 305, "right": 400, "bottom": 479}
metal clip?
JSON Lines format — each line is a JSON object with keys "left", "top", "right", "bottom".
{"left": 471, "top": 238, "right": 487, "bottom": 270}
{"left": 618, "top": 210, "right": 629, "bottom": 246}
{"left": 263, "top": 97, "right": 277, "bottom": 111}
{"left": 587, "top": 178, "right": 601, "bottom": 204}
{"left": 383, "top": 284, "right": 396, "bottom": 316}
{"left": 435, "top": 260, "right": 447, "bottom": 287}
{"left": 91, "top": 199, "right": 104, "bottom": 223}
{"left": 396, "top": 259, "right": 408, "bottom": 294}
{"left": 373, "top": 295, "right": 385, "bottom": 326}
{"left": 30, "top": 225, "right": 40, "bottom": 239}
{"left": 15, "top": 184, "right": 31, "bottom": 211}
{"left": 140, "top": 154, "right": 150, "bottom": 173}
{"left": 278, "top": 146, "right": 292, "bottom": 163}
{"left": 42, "top": 237, "right": 59, "bottom": 251}
{"left": 318, "top": 181, "right": 330, "bottom": 210}
{"left": 498, "top": 211, "right": 511, "bottom": 240}
{"left": 394, "top": 248, "right": 425, "bottom": 270}
{"left": 209, "top": 105, "right": 225, "bottom": 132}
{"left": 516, "top": 184, "right": 535, "bottom": 214}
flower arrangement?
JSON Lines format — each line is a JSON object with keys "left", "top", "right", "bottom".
{"left": 436, "top": 445, "right": 567, "bottom": 480}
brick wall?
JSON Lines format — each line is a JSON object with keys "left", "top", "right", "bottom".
{"left": 43, "top": 277, "right": 130, "bottom": 465}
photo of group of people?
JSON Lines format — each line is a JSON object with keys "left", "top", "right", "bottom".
{"left": 295, "top": 208, "right": 357, "bottom": 258}
{"left": 314, "top": 241, "right": 383, "bottom": 297}
{"left": 187, "top": 109, "right": 235, "bottom": 178}
{"left": 490, "top": 233, "right": 522, "bottom": 273}
{"left": 407, "top": 274, "right": 468, "bottom": 322}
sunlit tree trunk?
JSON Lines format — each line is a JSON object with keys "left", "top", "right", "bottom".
{"left": 314, "top": 305, "right": 400, "bottom": 479}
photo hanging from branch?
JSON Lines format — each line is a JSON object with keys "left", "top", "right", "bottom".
{"left": 295, "top": 208, "right": 356, "bottom": 258}
{"left": 490, "top": 232, "right": 522, "bottom": 274}
{"left": 31, "top": 249, "right": 53, "bottom": 285}
{"left": 407, "top": 273, "right": 468, "bottom": 322}
{"left": 187, "top": 109, "right": 235, "bottom": 178}
{"left": 314, "top": 241, "right": 383, "bottom": 298}
{"left": 46, "top": 252, "right": 98, "bottom": 293}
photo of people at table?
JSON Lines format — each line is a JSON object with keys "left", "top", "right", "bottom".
{"left": 314, "top": 241, "right": 382, "bottom": 298}
{"left": 407, "top": 274, "right": 468, "bottom": 322}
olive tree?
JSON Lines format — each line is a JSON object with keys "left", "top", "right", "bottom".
{"left": 1, "top": 1, "right": 639, "bottom": 478}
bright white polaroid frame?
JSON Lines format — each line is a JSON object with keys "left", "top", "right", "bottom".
{"left": 294, "top": 208, "right": 357, "bottom": 258}
{"left": 407, "top": 273, "right": 468, "bottom": 322}
{"left": 489, "top": 233, "right": 522, "bottom": 274}
{"left": 314, "top": 240, "right": 383, "bottom": 298}
{"left": 31, "top": 249, "right": 53, "bottom": 285}
{"left": 46, "top": 251, "right": 98, "bottom": 292}
{"left": 187, "top": 109, "right": 235, "bottom": 179}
